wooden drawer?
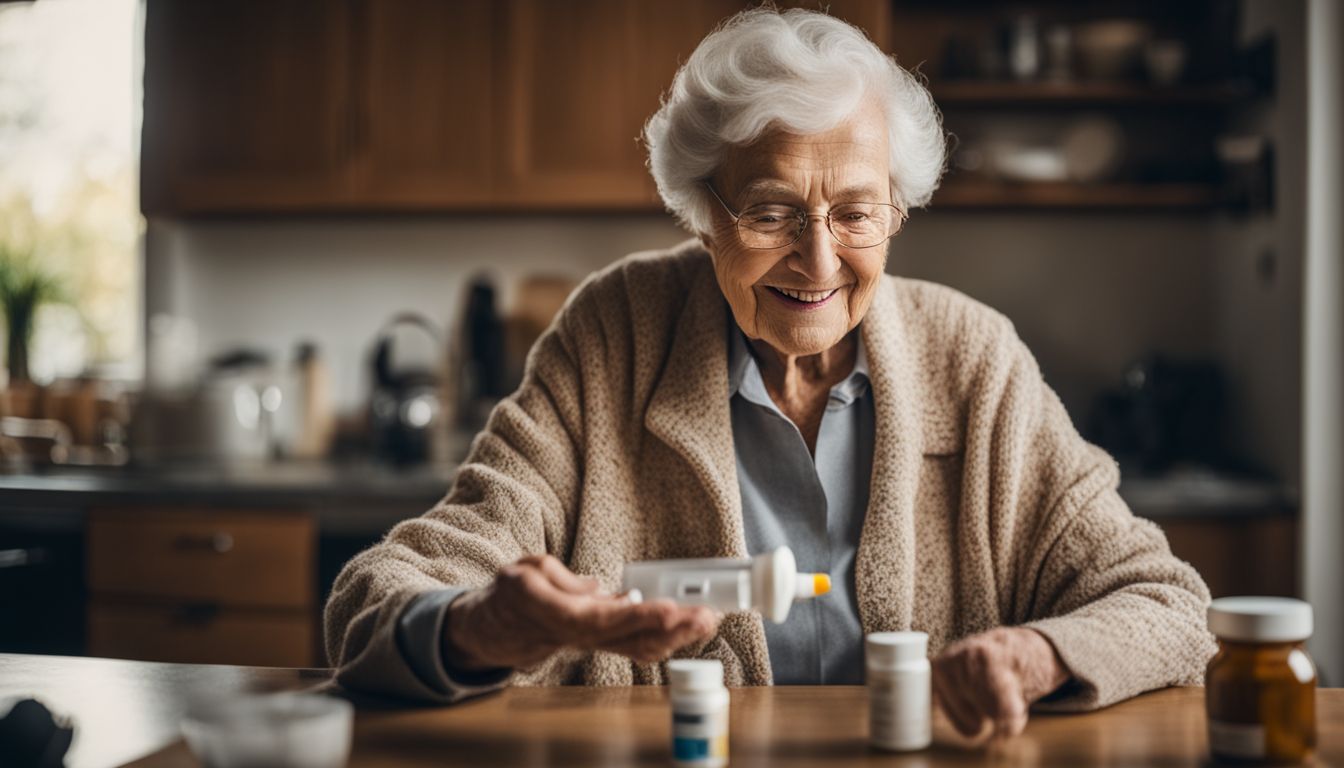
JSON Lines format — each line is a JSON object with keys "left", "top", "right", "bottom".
{"left": 88, "top": 601, "right": 316, "bottom": 667}
{"left": 87, "top": 508, "right": 315, "bottom": 609}
{"left": 1160, "top": 515, "right": 1298, "bottom": 598}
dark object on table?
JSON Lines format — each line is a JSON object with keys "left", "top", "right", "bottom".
{"left": 369, "top": 313, "right": 449, "bottom": 466}
{"left": 0, "top": 698, "right": 73, "bottom": 768}
{"left": 1087, "top": 355, "right": 1227, "bottom": 474}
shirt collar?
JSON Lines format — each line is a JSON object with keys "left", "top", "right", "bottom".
{"left": 726, "top": 321, "right": 871, "bottom": 409}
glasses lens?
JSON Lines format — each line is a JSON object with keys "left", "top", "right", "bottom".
{"left": 829, "top": 203, "right": 896, "bottom": 248}
{"left": 738, "top": 204, "right": 802, "bottom": 248}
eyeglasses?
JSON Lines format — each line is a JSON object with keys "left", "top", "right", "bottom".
{"left": 705, "top": 182, "right": 906, "bottom": 250}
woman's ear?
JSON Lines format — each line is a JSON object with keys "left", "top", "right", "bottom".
{"left": 698, "top": 232, "right": 715, "bottom": 255}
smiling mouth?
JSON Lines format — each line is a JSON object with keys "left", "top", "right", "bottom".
{"left": 766, "top": 286, "right": 841, "bottom": 305}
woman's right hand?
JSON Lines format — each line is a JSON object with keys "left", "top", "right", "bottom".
{"left": 441, "top": 554, "right": 721, "bottom": 672}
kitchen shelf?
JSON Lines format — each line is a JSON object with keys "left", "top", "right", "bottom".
{"left": 930, "top": 80, "right": 1255, "bottom": 107}
{"left": 930, "top": 181, "right": 1222, "bottom": 210}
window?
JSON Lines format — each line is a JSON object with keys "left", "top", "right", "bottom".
{"left": 0, "top": 0, "right": 142, "bottom": 382}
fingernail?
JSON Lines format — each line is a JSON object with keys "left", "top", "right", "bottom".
{"left": 624, "top": 589, "right": 643, "bottom": 605}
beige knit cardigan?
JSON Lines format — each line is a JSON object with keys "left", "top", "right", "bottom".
{"left": 325, "top": 240, "right": 1215, "bottom": 708}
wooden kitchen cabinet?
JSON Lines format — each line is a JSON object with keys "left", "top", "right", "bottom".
{"left": 86, "top": 508, "right": 318, "bottom": 667}
{"left": 494, "top": 0, "right": 734, "bottom": 208}
{"left": 352, "top": 0, "right": 502, "bottom": 208}
{"left": 141, "top": 0, "right": 890, "bottom": 214}
{"left": 1160, "top": 515, "right": 1298, "bottom": 599}
{"left": 140, "top": 1, "right": 355, "bottom": 213}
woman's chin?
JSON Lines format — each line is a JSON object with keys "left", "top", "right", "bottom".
{"left": 759, "top": 325, "right": 848, "bottom": 357}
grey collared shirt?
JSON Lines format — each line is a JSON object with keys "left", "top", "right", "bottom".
{"left": 728, "top": 325, "right": 873, "bottom": 685}
{"left": 395, "top": 323, "right": 875, "bottom": 696}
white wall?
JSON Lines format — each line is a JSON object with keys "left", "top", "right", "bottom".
{"left": 895, "top": 212, "right": 1217, "bottom": 418}
{"left": 146, "top": 212, "right": 1219, "bottom": 424}
{"left": 1302, "top": 0, "right": 1343, "bottom": 686}
{"left": 144, "top": 215, "right": 687, "bottom": 410}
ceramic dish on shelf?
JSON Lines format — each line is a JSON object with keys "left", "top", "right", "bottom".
{"left": 1074, "top": 19, "right": 1152, "bottom": 80}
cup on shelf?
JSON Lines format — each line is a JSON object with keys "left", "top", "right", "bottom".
{"left": 1145, "top": 40, "right": 1188, "bottom": 87}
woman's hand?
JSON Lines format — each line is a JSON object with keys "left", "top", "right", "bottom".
{"left": 442, "top": 554, "right": 721, "bottom": 672}
{"left": 931, "top": 627, "right": 1070, "bottom": 740}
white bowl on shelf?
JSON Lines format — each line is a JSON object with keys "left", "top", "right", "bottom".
{"left": 1074, "top": 20, "right": 1152, "bottom": 80}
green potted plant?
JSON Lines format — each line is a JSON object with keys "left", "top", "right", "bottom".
{"left": 0, "top": 245, "right": 64, "bottom": 385}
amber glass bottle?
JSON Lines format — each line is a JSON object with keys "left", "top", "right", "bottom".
{"left": 1206, "top": 597, "right": 1316, "bottom": 764}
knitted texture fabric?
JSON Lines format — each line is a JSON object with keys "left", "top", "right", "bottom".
{"left": 325, "top": 240, "right": 1216, "bottom": 707}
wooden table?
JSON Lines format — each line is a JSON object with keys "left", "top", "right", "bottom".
{"left": 2, "top": 653, "right": 1340, "bottom": 767}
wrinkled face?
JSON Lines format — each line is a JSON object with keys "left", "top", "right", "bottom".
{"left": 703, "top": 103, "right": 894, "bottom": 357}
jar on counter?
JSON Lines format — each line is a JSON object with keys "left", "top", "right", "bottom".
{"left": 1206, "top": 596, "right": 1316, "bottom": 764}
{"left": 866, "top": 631, "right": 931, "bottom": 752}
{"left": 668, "top": 659, "right": 729, "bottom": 768}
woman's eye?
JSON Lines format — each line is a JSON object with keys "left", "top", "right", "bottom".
{"left": 745, "top": 207, "right": 796, "bottom": 226}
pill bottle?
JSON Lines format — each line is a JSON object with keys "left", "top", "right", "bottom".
{"left": 668, "top": 659, "right": 729, "bottom": 768}
{"left": 1206, "top": 596, "right": 1316, "bottom": 764}
{"left": 866, "top": 631, "right": 931, "bottom": 752}
{"left": 623, "top": 546, "right": 829, "bottom": 623}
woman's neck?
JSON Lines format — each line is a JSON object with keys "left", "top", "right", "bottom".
{"left": 748, "top": 332, "right": 857, "bottom": 453}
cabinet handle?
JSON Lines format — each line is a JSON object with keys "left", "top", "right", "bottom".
{"left": 172, "top": 533, "right": 234, "bottom": 554}
{"left": 0, "top": 548, "right": 47, "bottom": 569}
{"left": 170, "top": 603, "right": 220, "bottom": 626}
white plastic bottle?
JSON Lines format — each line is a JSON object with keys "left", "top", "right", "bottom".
{"left": 668, "top": 659, "right": 729, "bottom": 768}
{"left": 622, "top": 546, "right": 830, "bottom": 624}
{"left": 866, "top": 631, "right": 931, "bottom": 752}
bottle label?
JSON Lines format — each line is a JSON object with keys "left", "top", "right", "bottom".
{"left": 672, "top": 709, "right": 729, "bottom": 763}
{"left": 869, "top": 674, "right": 931, "bottom": 750}
{"left": 1209, "top": 719, "right": 1266, "bottom": 759}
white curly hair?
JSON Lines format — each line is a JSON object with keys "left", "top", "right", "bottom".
{"left": 643, "top": 7, "right": 946, "bottom": 234}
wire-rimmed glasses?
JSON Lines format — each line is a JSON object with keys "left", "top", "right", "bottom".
{"left": 705, "top": 182, "right": 906, "bottom": 250}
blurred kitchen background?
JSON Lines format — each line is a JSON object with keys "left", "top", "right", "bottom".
{"left": 1, "top": 0, "right": 1341, "bottom": 683}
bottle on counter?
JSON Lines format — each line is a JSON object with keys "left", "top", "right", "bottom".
{"left": 668, "top": 659, "right": 729, "bottom": 768}
{"left": 866, "top": 631, "right": 931, "bottom": 752}
{"left": 285, "top": 341, "right": 334, "bottom": 460}
{"left": 1206, "top": 596, "right": 1316, "bottom": 764}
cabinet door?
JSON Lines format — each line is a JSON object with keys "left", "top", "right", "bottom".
{"left": 494, "top": 0, "right": 736, "bottom": 208}
{"left": 494, "top": 0, "right": 890, "bottom": 210}
{"left": 140, "top": 1, "right": 353, "bottom": 214}
{"left": 352, "top": 0, "right": 501, "bottom": 208}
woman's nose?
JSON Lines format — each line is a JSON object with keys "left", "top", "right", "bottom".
{"left": 790, "top": 215, "right": 842, "bottom": 283}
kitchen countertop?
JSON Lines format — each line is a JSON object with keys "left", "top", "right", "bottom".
{"left": 0, "top": 460, "right": 458, "bottom": 536}
{"left": 0, "top": 460, "right": 1296, "bottom": 536}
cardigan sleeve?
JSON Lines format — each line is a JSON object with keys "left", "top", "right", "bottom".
{"left": 323, "top": 303, "right": 590, "bottom": 703}
{"left": 998, "top": 341, "right": 1218, "bottom": 712}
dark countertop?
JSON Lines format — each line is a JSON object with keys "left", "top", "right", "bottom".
{"left": 0, "top": 460, "right": 458, "bottom": 536}
{"left": 0, "top": 460, "right": 1296, "bottom": 537}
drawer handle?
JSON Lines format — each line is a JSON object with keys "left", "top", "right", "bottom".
{"left": 171, "top": 603, "right": 220, "bottom": 626}
{"left": 173, "top": 533, "right": 234, "bottom": 554}
{"left": 0, "top": 548, "right": 47, "bottom": 569}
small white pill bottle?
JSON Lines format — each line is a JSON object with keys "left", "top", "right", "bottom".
{"left": 667, "top": 659, "right": 730, "bottom": 768}
{"left": 866, "top": 631, "right": 931, "bottom": 752}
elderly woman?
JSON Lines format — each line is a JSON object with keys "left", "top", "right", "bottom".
{"left": 325, "top": 8, "right": 1214, "bottom": 738}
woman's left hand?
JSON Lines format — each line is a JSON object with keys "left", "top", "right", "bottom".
{"left": 931, "top": 627, "right": 1070, "bottom": 740}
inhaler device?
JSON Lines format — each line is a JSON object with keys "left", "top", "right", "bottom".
{"left": 621, "top": 546, "right": 830, "bottom": 624}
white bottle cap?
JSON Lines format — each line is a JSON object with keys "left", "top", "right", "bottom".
{"left": 752, "top": 546, "right": 797, "bottom": 624}
{"left": 1208, "top": 596, "right": 1313, "bottom": 643}
{"left": 865, "top": 631, "right": 928, "bottom": 668}
{"left": 668, "top": 659, "right": 724, "bottom": 692}
{"left": 794, "top": 573, "right": 831, "bottom": 599}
